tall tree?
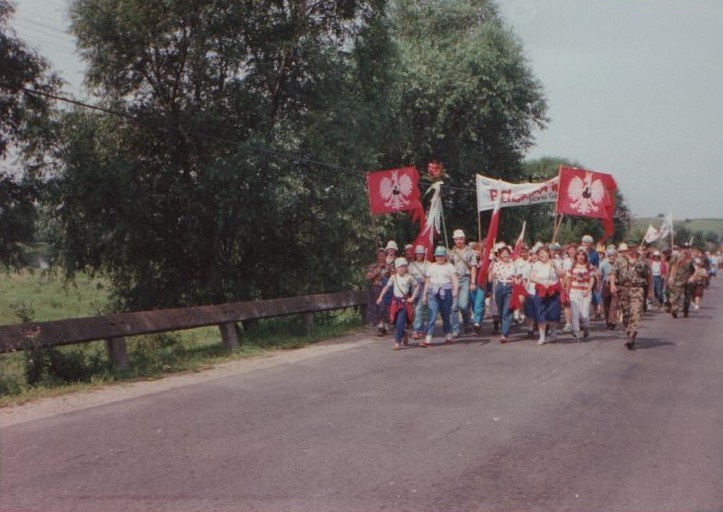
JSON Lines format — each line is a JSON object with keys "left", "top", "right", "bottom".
{"left": 390, "top": 0, "right": 548, "bottom": 236}
{"left": 54, "top": 0, "right": 390, "bottom": 309}
{"left": 0, "top": 0, "right": 60, "bottom": 267}
{"left": 51, "top": 0, "right": 555, "bottom": 309}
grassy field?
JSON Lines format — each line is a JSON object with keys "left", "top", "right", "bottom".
{"left": 0, "top": 271, "right": 363, "bottom": 406}
{"left": 0, "top": 270, "right": 112, "bottom": 325}
{"left": 629, "top": 217, "right": 723, "bottom": 242}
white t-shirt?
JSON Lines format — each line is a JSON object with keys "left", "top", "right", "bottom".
{"left": 531, "top": 261, "right": 560, "bottom": 286}
{"left": 390, "top": 274, "right": 415, "bottom": 298}
{"left": 425, "top": 262, "right": 457, "bottom": 287}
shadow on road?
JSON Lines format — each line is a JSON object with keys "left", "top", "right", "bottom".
{"left": 631, "top": 337, "right": 676, "bottom": 350}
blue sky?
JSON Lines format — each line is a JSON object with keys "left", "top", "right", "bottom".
{"left": 11, "top": 0, "right": 723, "bottom": 219}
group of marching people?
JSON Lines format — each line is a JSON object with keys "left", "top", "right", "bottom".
{"left": 366, "top": 231, "right": 718, "bottom": 351}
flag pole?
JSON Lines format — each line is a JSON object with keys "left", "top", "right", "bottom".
{"left": 369, "top": 211, "right": 382, "bottom": 249}
{"left": 552, "top": 164, "right": 564, "bottom": 243}
{"left": 365, "top": 172, "right": 382, "bottom": 249}
{"left": 477, "top": 209, "right": 482, "bottom": 244}
{"left": 552, "top": 214, "right": 564, "bottom": 243}
{"left": 440, "top": 187, "right": 449, "bottom": 248}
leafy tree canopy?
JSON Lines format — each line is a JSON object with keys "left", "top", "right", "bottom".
{"left": 50, "top": 0, "right": 553, "bottom": 311}
{"left": 389, "top": 0, "right": 548, "bottom": 237}
{"left": 0, "top": 0, "right": 60, "bottom": 267}
{"left": 54, "top": 0, "right": 390, "bottom": 309}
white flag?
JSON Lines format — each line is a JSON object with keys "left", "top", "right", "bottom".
{"left": 643, "top": 224, "right": 659, "bottom": 244}
{"left": 657, "top": 212, "right": 673, "bottom": 241}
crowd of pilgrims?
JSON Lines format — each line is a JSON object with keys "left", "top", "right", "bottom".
{"left": 366, "top": 230, "right": 718, "bottom": 351}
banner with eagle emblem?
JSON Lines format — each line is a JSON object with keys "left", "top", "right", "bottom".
{"left": 366, "top": 166, "right": 423, "bottom": 218}
{"left": 556, "top": 166, "right": 617, "bottom": 240}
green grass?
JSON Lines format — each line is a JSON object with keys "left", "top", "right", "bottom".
{"left": 0, "top": 271, "right": 364, "bottom": 406}
{"left": 0, "top": 270, "right": 111, "bottom": 325}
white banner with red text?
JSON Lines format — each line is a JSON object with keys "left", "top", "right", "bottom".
{"left": 476, "top": 174, "right": 559, "bottom": 212}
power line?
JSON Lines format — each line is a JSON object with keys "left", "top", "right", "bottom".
{"left": 16, "top": 17, "right": 70, "bottom": 35}
{"left": 22, "top": 87, "right": 361, "bottom": 174}
{"left": 22, "top": 87, "right": 479, "bottom": 193}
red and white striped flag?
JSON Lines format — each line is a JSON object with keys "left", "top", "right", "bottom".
{"left": 476, "top": 191, "right": 502, "bottom": 287}
{"left": 511, "top": 221, "right": 526, "bottom": 260}
{"left": 412, "top": 182, "right": 443, "bottom": 260}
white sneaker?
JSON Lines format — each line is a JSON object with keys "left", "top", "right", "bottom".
{"left": 562, "top": 323, "right": 572, "bottom": 333}
{"left": 537, "top": 336, "right": 547, "bottom": 346}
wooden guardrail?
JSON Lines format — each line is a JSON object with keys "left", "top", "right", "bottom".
{"left": 0, "top": 291, "right": 368, "bottom": 368}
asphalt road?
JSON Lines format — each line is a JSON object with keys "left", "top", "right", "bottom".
{"left": 2, "top": 281, "right": 722, "bottom": 512}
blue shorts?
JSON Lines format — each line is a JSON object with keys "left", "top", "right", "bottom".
{"left": 524, "top": 294, "right": 539, "bottom": 321}
{"left": 591, "top": 290, "right": 603, "bottom": 306}
{"left": 536, "top": 293, "right": 561, "bottom": 323}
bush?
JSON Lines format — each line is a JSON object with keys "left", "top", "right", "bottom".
{"left": 0, "top": 373, "right": 24, "bottom": 396}
{"left": 128, "top": 333, "right": 186, "bottom": 376}
{"left": 24, "top": 345, "right": 109, "bottom": 387}
{"left": 9, "top": 301, "right": 35, "bottom": 323}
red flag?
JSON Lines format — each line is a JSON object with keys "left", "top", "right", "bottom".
{"left": 366, "top": 167, "right": 422, "bottom": 216}
{"left": 412, "top": 182, "right": 442, "bottom": 260}
{"left": 556, "top": 166, "right": 617, "bottom": 240}
{"left": 414, "top": 220, "right": 437, "bottom": 261}
{"left": 511, "top": 221, "right": 526, "bottom": 260}
{"left": 476, "top": 192, "right": 502, "bottom": 286}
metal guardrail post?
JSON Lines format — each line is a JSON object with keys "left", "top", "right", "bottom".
{"left": 303, "top": 312, "right": 314, "bottom": 334}
{"left": 218, "top": 322, "right": 241, "bottom": 350}
{"left": 105, "top": 337, "right": 129, "bottom": 369}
